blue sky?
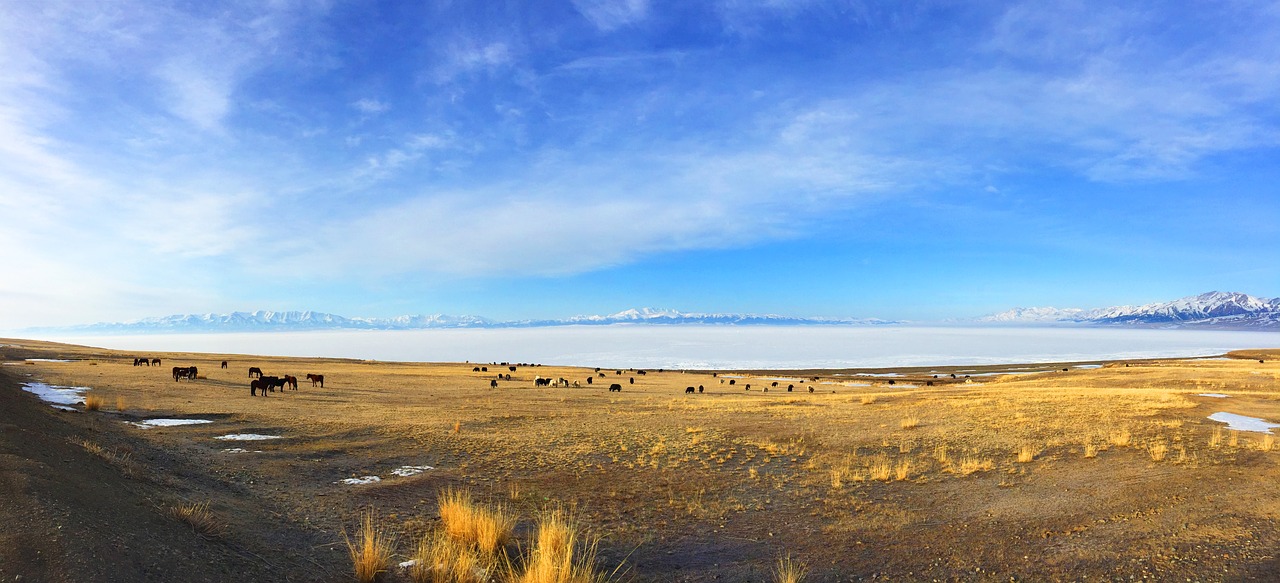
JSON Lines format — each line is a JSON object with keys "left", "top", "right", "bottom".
{"left": 1, "top": 0, "right": 1278, "bottom": 328}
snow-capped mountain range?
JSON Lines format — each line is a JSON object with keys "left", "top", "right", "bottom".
{"left": 24, "top": 292, "right": 1280, "bottom": 334}
{"left": 35, "top": 308, "right": 895, "bottom": 334}
{"left": 980, "top": 291, "right": 1280, "bottom": 329}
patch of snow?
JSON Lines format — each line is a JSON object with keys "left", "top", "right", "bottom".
{"left": 25, "top": 358, "right": 75, "bottom": 362}
{"left": 1198, "top": 393, "right": 1230, "bottom": 398}
{"left": 222, "top": 448, "right": 262, "bottom": 453}
{"left": 214, "top": 434, "right": 281, "bottom": 441}
{"left": 855, "top": 372, "right": 902, "bottom": 377}
{"left": 390, "top": 465, "right": 434, "bottom": 477}
{"left": 399, "top": 559, "right": 419, "bottom": 569}
{"left": 131, "top": 418, "right": 214, "bottom": 428}
{"left": 339, "top": 476, "right": 382, "bottom": 485}
{"left": 1074, "top": 364, "right": 1103, "bottom": 369}
{"left": 51, "top": 404, "right": 80, "bottom": 412}
{"left": 1208, "top": 412, "right": 1280, "bottom": 433}
{"left": 21, "top": 382, "right": 90, "bottom": 406}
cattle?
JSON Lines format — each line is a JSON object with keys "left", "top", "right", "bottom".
{"left": 481, "top": 366, "right": 488, "bottom": 372}
{"left": 1062, "top": 368, "right": 1069, "bottom": 372}
{"left": 172, "top": 366, "right": 197, "bottom": 381}
{"left": 598, "top": 372, "right": 605, "bottom": 378}
{"left": 586, "top": 377, "right": 593, "bottom": 385}
{"left": 595, "top": 367, "right": 601, "bottom": 372}
{"left": 251, "top": 379, "right": 268, "bottom": 396}
{"left": 1261, "top": 360, "right": 1266, "bottom": 364}
{"left": 504, "top": 374, "right": 511, "bottom": 381}
{"left": 637, "top": 370, "right": 646, "bottom": 375}
{"left": 249, "top": 367, "right": 263, "bottom": 378}
{"left": 950, "top": 374, "right": 957, "bottom": 379}
{"left": 786, "top": 385, "right": 793, "bottom": 392}
{"left": 685, "top": 386, "right": 695, "bottom": 394}
{"left": 490, "top": 379, "right": 498, "bottom": 388}
{"left": 616, "top": 370, "right": 622, "bottom": 375}
{"left": 284, "top": 375, "right": 298, "bottom": 390}
{"left": 306, "top": 373, "right": 324, "bottom": 388}
{"left": 729, "top": 379, "right": 735, "bottom": 385}
{"left": 712, "top": 373, "right": 718, "bottom": 377}
{"left": 509, "top": 366, "right": 517, "bottom": 372}
{"left": 771, "top": 382, "right": 778, "bottom": 387}
{"left": 535, "top": 377, "right": 551, "bottom": 387}
{"left": 629, "top": 377, "right": 634, "bottom": 384}
{"left": 221, "top": 361, "right": 228, "bottom": 369}
{"left": 926, "top": 381, "right": 934, "bottom": 386}
{"left": 573, "top": 381, "right": 580, "bottom": 387}
{"left": 152, "top": 359, "right": 162, "bottom": 366}
{"left": 698, "top": 385, "right": 704, "bottom": 393}
{"left": 744, "top": 384, "right": 751, "bottom": 390}
{"left": 807, "top": 386, "right": 814, "bottom": 393}
{"left": 888, "top": 380, "right": 896, "bottom": 385}
{"left": 608, "top": 384, "right": 622, "bottom": 392}
{"left": 473, "top": 367, "right": 481, "bottom": 372}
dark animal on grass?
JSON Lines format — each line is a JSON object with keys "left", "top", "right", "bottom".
{"left": 284, "top": 375, "right": 298, "bottom": 390}
{"left": 221, "top": 361, "right": 228, "bottom": 369}
{"left": 490, "top": 379, "right": 498, "bottom": 388}
{"left": 535, "top": 377, "right": 551, "bottom": 387}
{"left": 888, "top": 380, "right": 895, "bottom": 385}
{"left": 787, "top": 385, "right": 792, "bottom": 392}
{"left": 504, "top": 374, "right": 511, "bottom": 381}
{"left": 744, "top": 384, "right": 751, "bottom": 390}
{"left": 637, "top": 370, "right": 646, "bottom": 375}
{"left": 306, "top": 373, "right": 324, "bottom": 388}
{"left": 481, "top": 366, "right": 488, "bottom": 372}
{"left": 249, "top": 367, "right": 263, "bottom": 378}
{"left": 251, "top": 379, "right": 268, "bottom": 396}
{"left": 598, "top": 372, "right": 605, "bottom": 378}
{"left": 808, "top": 386, "right": 814, "bottom": 393}
{"left": 771, "top": 382, "right": 778, "bottom": 387}
{"left": 473, "top": 367, "right": 480, "bottom": 372}
{"left": 609, "top": 383, "right": 622, "bottom": 392}
{"left": 698, "top": 385, "right": 704, "bottom": 393}
{"left": 586, "top": 377, "right": 592, "bottom": 385}
{"left": 509, "top": 366, "right": 517, "bottom": 372}
{"left": 685, "top": 386, "right": 695, "bottom": 394}
{"left": 133, "top": 357, "right": 146, "bottom": 366}
{"left": 926, "top": 381, "right": 934, "bottom": 386}
{"left": 951, "top": 374, "right": 956, "bottom": 379}
{"left": 260, "top": 376, "right": 286, "bottom": 392}
{"left": 728, "top": 379, "right": 735, "bottom": 385}
{"left": 172, "top": 366, "right": 197, "bottom": 381}
{"left": 152, "top": 359, "right": 161, "bottom": 365}
{"left": 629, "top": 377, "right": 634, "bottom": 384}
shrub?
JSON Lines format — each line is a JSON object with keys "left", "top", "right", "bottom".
{"left": 346, "top": 509, "right": 395, "bottom": 583}
{"left": 171, "top": 501, "right": 223, "bottom": 537}
{"left": 83, "top": 393, "right": 103, "bottom": 411}
{"left": 509, "top": 509, "right": 606, "bottom": 583}
{"left": 438, "top": 489, "right": 515, "bottom": 555}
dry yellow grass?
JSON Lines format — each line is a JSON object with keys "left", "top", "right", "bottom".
{"left": 899, "top": 416, "right": 920, "bottom": 430}
{"left": 1016, "top": 443, "right": 1036, "bottom": 463}
{"left": 171, "top": 501, "right": 223, "bottom": 537}
{"left": 773, "top": 554, "right": 807, "bottom": 583}
{"left": 509, "top": 509, "right": 605, "bottom": 583}
{"left": 438, "top": 489, "right": 516, "bottom": 555}
{"left": 1148, "top": 441, "right": 1169, "bottom": 461}
{"left": 894, "top": 459, "right": 911, "bottom": 481}
{"left": 1108, "top": 429, "right": 1132, "bottom": 447}
{"left": 83, "top": 393, "right": 103, "bottom": 411}
{"left": 411, "top": 530, "right": 494, "bottom": 583}
{"left": 860, "top": 395, "right": 876, "bottom": 405}
{"left": 868, "top": 456, "right": 892, "bottom": 481}
{"left": 346, "top": 509, "right": 395, "bottom": 583}
{"left": 115, "top": 395, "right": 126, "bottom": 411}
{"left": 957, "top": 456, "right": 993, "bottom": 475}
{"left": 1262, "top": 434, "right": 1276, "bottom": 452}
{"left": 1083, "top": 441, "right": 1098, "bottom": 459}
{"left": 1209, "top": 428, "right": 1224, "bottom": 448}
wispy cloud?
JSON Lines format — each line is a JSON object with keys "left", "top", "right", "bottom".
{"left": 353, "top": 98, "right": 390, "bottom": 114}
{"left": 572, "top": 0, "right": 650, "bottom": 32}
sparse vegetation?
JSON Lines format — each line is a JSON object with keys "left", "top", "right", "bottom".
{"left": 438, "top": 489, "right": 516, "bottom": 555}
{"left": 773, "top": 554, "right": 807, "bottom": 583}
{"left": 899, "top": 416, "right": 919, "bottom": 430}
{"left": 171, "top": 501, "right": 223, "bottom": 537}
{"left": 346, "top": 509, "right": 395, "bottom": 583}
{"left": 83, "top": 393, "right": 103, "bottom": 411}
{"left": 509, "top": 509, "right": 607, "bottom": 583}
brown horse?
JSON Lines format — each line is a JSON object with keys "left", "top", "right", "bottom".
{"left": 284, "top": 375, "right": 298, "bottom": 390}
{"left": 249, "top": 367, "right": 263, "bottom": 378}
{"left": 306, "top": 373, "right": 324, "bottom": 388}
{"left": 250, "top": 379, "right": 268, "bottom": 396}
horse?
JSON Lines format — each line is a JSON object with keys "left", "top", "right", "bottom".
{"left": 172, "top": 366, "right": 197, "bottom": 381}
{"left": 260, "top": 376, "right": 286, "bottom": 392}
{"left": 608, "top": 384, "right": 622, "bottom": 392}
{"left": 249, "top": 367, "right": 263, "bottom": 378}
{"left": 685, "top": 386, "right": 695, "bottom": 394}
{"left": 284, "top": 375, "right": 298, "bottom": 390}
{"left": 152, "top": 358, "right": 161, "bottom": 366}
{"left": 221, "top": 361, "right": 228, "bottom": 369}
{"left": 306, "top": 373, "right": 324, "bottom": 387}
{"left": 251, "top": 379, "right": 268, "bottom": 396}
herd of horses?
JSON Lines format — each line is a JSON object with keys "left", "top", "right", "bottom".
{"left": 132, "top": 357, "right": 326, "bottom": 396}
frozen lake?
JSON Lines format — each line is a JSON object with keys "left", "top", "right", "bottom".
{"left": 34, "top": 325, "right": 1280, "bottom": 370}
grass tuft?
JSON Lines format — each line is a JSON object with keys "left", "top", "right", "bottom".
{"left": 899, "top": 416, "right": 920, "bottom": 430}
{"left": 868, "top": 456, "right": 892, "bottom": 481}
{"left": 509, "top": 509, "right": 607, "bottom": 583}
{"left": 1016, "top": 443, "right": 1036, "bottom": 463}
{"left": 1108, "top": 429, "right": 1131, "bottom": 448}
{"left": 411, "top": 530, "right": 494, "bottom": 583}
{"left": 346, "top": 509, "right": 395, "bottom": 583}
{"left": 773, "top": 554, "right": 807, "bottom": 583}
{"left": 83, "top": 393, "right": 103, "bottom": 411}
{"left": 860, "top": 395, "right": 876, "bottom": 405}
{"left": 1083, "top": 441, "right": 1098, "bottom": 459}
{"left": 439, "top": 489, "right": 516, "bottom": 555}
{"left": 1147, "top": 441, "right": 1168, "bottom": 461}
{"left": 171, "top": 501, "right": 224, "bottom": 537}
{"left": 957, "top": 456, "right": 993, "bottom": 476}
{"left": 115, "top": 395, "right": 126, "bottom": 411}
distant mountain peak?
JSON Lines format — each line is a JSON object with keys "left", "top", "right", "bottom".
{"left": 980, "top": 291, "right": 1280, "bottom": 329}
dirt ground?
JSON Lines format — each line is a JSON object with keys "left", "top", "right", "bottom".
{"left": 3, "top": 337, "right": 1280, "bottom": 582}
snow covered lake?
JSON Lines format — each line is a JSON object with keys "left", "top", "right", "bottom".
{"left": 35, "top": 326, "right": 1280, "bottom": 370}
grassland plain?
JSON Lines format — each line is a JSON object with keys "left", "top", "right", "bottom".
{"left": 3, "top": 337, "right": 1280, "bottom": 581}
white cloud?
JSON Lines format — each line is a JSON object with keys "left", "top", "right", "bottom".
{"left": 353, "top": 98, "right": 390, "bottom": 114}
{"left": 433, "top": 40, "right": 513, "bottom": 83}
{"left": 572, "top": 0, "right": 650, "bottom": 32}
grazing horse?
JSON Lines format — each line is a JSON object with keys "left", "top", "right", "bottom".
{"left": 608, "top": 383, "right": 622, "bottom": 392}
{"left": 490, "top": 379, "right": 498, "bottom": 388}
{"left": 472, "top": 367, "right": 481, "bottom": 372}
{"left": 172, "top": 366, "right": 197, "bottom": 381}
{"left": 685, "top": 386, "right": 695, "bottom": 393}
{"left": 260, "top": 376, "right": 286, "bottom": 392}
{"left": 249, "top": 367, "right": 263, "bottom": 378}
{"left": 250, "top": 379, "right": 268, "bottom": 396}
{"left": 284, "top": 375, "right": 298, "bottom": 390}
{"left": 221, "top": 361, "right": 228, "bottom": 369}
{"left": 133, "top": 357, "right": 147, "bottom": 366}
{"left": 152, "top": 358, "right": 161, "bottom": 366}
{"left": 306, "top": 373, "right": 324, "bottom": 387}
